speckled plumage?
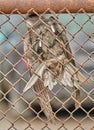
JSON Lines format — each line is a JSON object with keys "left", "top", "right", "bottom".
{"left": 23, "top": 15, "right": 87, "bottom": 122}
{"left": 24, "top": 16, "right": 75, "bottom": 89}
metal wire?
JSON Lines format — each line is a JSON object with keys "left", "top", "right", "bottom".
{"left": 0, "top": 8, "right": 94, "bottom": 130}
{"left": 0, "top": 0, "right": 94, "bottom": 13}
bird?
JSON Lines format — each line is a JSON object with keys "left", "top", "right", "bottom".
{"left": 23, "top": 14, "right": 88, "bottom": 122}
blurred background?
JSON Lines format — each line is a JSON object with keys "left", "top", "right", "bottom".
{"left": 0, "top": 14, "right": 94, "bottom": 129}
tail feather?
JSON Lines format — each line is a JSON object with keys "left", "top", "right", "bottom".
{"left": 33, "top": 79, "right": 55, "bottom": 123}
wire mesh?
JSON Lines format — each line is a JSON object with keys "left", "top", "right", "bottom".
{"left": 0, "top": 8, "right": 94, "bottom": 130}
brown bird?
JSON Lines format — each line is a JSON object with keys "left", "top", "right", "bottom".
{"left": 23, "top": 14, "right": 87, "bottom": 122}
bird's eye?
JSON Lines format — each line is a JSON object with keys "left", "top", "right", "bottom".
{"left": 39, "top": 40, "right": 42, "bottom": 47}
{"left": 50, "top": 25, "right": 55, "bottom": 33}
{"left": 37, "top": 40, "right": 42, "bottom": 54}
{"left": 50, "top": 24, "right": 59, "bottom": 35}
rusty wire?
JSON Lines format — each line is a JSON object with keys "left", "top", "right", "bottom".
{"left": 0, "top": 8, "right": 94, "bottom": 130}
{"left": 0, "top": 0, "right": 94, "bottom": 13}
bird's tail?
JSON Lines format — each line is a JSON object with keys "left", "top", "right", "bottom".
{"left": 23, "top": 63, "right": 55, "bottom": 123}
{"left": 34, "top": 79, "right": 55, "bottom": 124}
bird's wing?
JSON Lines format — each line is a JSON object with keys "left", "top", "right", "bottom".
{"left": 23, "top": 63, "right": 46, "bottom": 92}
{"left": 44, "top": 71, "right": 57, "bottom": 90}
{"left": 49, "top": 16, "right": 75, "bottom": 65}
{"left": 49, "top": 17, "right": 88, "bottom": 85}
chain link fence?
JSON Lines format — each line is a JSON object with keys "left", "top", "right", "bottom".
{"left": 0, "top": 8, "right": 94, "bottom": 130}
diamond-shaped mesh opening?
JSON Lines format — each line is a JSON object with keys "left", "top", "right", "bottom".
{"left": 0, "top": 7, "right": 94, "bottom": 130}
